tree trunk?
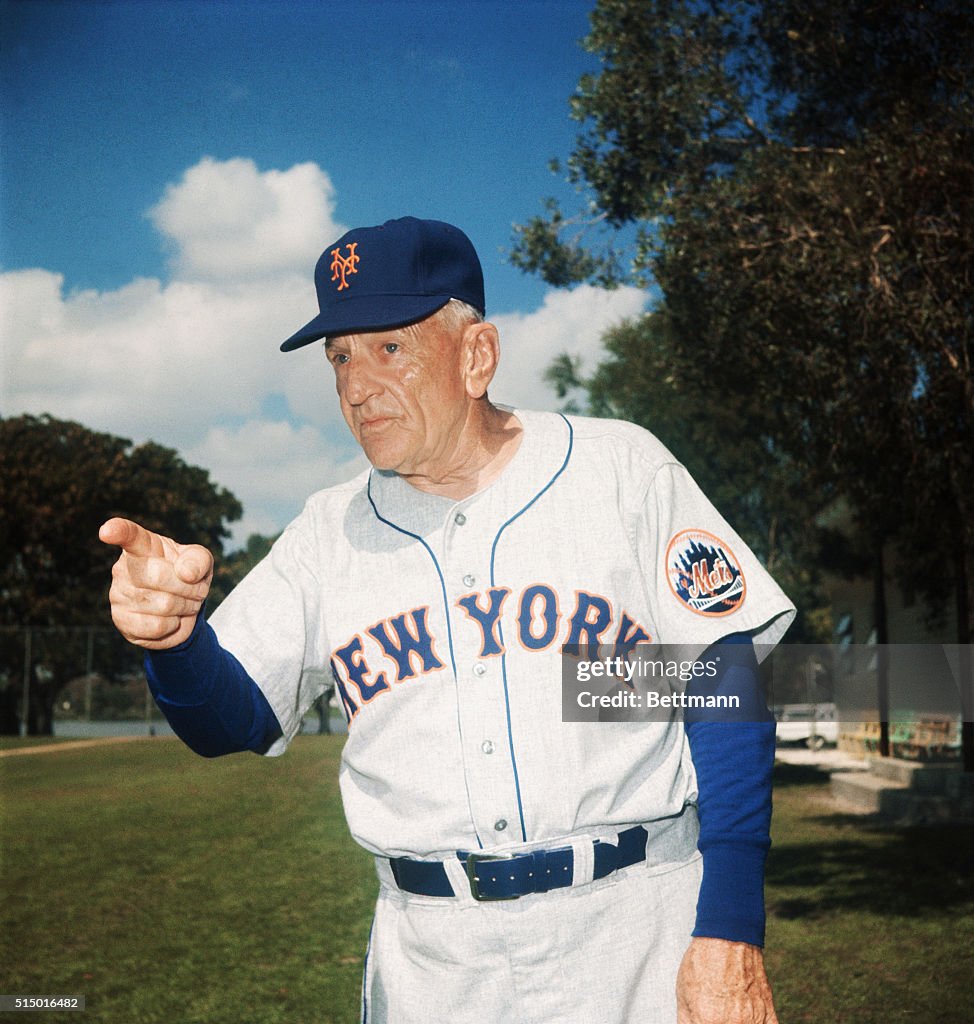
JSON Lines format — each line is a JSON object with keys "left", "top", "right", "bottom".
{"left": 957, "top": 531, "right": 973, "bottom": 772}
{"left": 23, "top": 673, "right": 56, "bottom": 737}
{"left": 316, "top": 689, "right": 333, "bottom": 735}
{"left": 0, "top": 686, "right": 21, "bottom": 736}
{"left": 34, "top": 684, "right": 56, "bottom": 736}
{"left": 874, "top": 544, "right": 890, "bottom": 758}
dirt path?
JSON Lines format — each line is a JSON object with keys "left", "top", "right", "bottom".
{"left": 0, "top": 735, "right": 175, "bottom": 758}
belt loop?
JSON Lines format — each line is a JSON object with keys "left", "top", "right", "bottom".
{"left": 571, "top": 836, "right": 595, "bottom": 887}
{"left": 375, "top": 856, "right": 398, "bottom": 890}
{"left": 442, "top": 854, "right": 474, "bottom": 903}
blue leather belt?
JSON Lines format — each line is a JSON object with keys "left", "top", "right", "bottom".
{"left": 389, "top": 825, "right": 649, "bottom": 901}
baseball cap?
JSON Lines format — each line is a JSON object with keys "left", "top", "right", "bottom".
{"left": 280, "top": 216, "right": 485, "bottom": 352}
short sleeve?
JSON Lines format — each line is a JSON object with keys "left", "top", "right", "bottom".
{"left": 638, "top": 462, "right": 795, "bottom": 659}
{"left": 207, "top": 505, "right": 330, "bottom": 755}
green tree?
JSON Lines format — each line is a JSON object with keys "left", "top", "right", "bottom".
{"left": 513, "top": 0, "right": 973, "bottom": 758}
{"left": 549, "top": 311, "right": 836, "bottom": 642}
{"left": 0, "top": 414, "right": 242, "bottom": 735}
{"left": 515, "top": 0, "right": 973, "bottom": 609}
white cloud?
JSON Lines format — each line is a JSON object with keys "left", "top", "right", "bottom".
{"left": 3, "top": 267, "right": 335, "bottom": 447}
{"left": 148, "top": 157, "right": 344, "bottom": 281}
{"left": 1, "top": 157, "right": 649, "bottom": 545}
{"left": 490, "top": 285, "right": 648, "bottom": 411}
{"left": 185, "top": 420, "right": 368, "bottom": 544}
{"left": 1, "top": 157, "right": 353, "bottom": 543}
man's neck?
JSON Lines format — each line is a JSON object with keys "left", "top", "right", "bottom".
{"left": 399, "top": 405, "right": 523, "bottom": 501}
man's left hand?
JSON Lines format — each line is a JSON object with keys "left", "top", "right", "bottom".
{"left": 676, "top": 937, "right": 778, "bottom": 1024}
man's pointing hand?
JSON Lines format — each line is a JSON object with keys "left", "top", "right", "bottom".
{"left": 99, "top": 517, "right": 213, "bottom": 650}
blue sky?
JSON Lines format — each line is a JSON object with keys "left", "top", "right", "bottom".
{"left": 1, "top": 0, "right": 648, "bottom": 542}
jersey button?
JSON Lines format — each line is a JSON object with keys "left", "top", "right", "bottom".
{"left": 494, "top": 818, "right": 508, "bottom": 832}
{"left": 462, "top": 573, "right": 476, "bottom": 587}
{"left": 481, "top": 740, "right": 495, "bottom": 754}
{"left": 454, "top": 512, "right": 467, "bottom": 526}
{"left": 473, "top": 662, "right": 487, "bottom": 677}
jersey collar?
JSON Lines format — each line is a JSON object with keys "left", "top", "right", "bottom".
{"left": 367, "top": 409, "right": 573, "bottom": 540}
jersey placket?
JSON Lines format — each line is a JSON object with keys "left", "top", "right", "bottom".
{"left": 440, "top": 498, "right": 524, "bottom": 848}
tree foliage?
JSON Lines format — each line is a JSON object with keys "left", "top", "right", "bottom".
{"left": 552, "top": 311, "right": 840, "bottom": 641}
{"left": 512, "top": 0, "right": 974, "bottom": 644}
{"left": 0, "top": 414, "right": 242, "bottom": 734}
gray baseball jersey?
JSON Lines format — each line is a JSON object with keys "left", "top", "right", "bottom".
{"left": 209, "top": 408, "right": 795, "bottom": 860}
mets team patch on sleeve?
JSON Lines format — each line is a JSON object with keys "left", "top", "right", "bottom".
{"left": 665, "top": 529, "right": 746, "bottom": 616}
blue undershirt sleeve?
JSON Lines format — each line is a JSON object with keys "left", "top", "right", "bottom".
{"left": 144, "top": 613, "right": 283, "bottom": 758}
{"left": 684, "top": 632, "right": 775, "bottom": 947}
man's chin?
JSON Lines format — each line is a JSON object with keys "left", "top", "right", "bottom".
{"left": 361, "top": 444, "right": 402, "bottom": 474}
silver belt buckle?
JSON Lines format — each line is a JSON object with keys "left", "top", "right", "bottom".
{"left": 465, "top": 851, "right": 519, "bottom": 902}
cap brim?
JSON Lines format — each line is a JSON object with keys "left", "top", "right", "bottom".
{"left": 280, "top": 295, "right": 452, "bottom": 352}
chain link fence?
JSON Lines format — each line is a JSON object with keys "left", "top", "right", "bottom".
{"left": 0, "top": 626, "right": 339, "bottom": 738}
{"left": 0, "top": 626, "right": 169, "bottom": 737}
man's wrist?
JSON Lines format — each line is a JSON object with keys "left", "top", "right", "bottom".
{"left": 156, "top": 607, "right": 206, "bottom": 654}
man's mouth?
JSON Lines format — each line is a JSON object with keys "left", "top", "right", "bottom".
{"left": 360, "top": 416, "right": 394, "bottom": 432}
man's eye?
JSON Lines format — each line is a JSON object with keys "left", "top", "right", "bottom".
{"left": 332, "top": 353, "right": 349, "bottom": 365}
{"left": 384, "top": 343, "right": 399, "bottom": 354}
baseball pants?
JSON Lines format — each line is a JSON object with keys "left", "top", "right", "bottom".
{"left": 361, "top": 810, "right": 701, "bottom": 1024}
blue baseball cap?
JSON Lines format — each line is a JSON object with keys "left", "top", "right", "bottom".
{"left": 280, "top": 216, "right": 485, "bottom": 352}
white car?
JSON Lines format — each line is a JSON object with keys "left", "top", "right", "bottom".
{"left": 774, "top": 702, "right": 839, "bottom": 750}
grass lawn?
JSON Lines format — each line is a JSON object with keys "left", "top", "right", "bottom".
{"left": 2, "top": 740, "right": 972, "bottom": 1023}
{"left": 1, "top": 736, "right": 376, "bottom": 1024}
{"left": 766, "top": 763, "right": 974, "bottom": 1024}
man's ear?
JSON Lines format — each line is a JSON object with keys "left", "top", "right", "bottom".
{"left": 461, "top": 321, "right": 500, "bottom": 399}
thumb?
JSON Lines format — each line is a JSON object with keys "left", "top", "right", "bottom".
{"left": 173, "top": 544, "right": 213, "bottom": 585}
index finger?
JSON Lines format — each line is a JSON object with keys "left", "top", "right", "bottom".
{"left": 99, "top": 517, "right": 164, "bottom": 558}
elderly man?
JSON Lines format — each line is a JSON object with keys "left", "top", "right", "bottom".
{"left": 101, "top": 217, "right": 794, "bottom": 1023}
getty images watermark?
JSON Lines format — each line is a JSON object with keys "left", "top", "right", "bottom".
{"left": 561, "top": 644, "right": 974, "bottom": 725}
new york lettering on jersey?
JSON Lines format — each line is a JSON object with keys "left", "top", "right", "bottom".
{"left": 330, "top": 585, "right": 653, "bottom": 723}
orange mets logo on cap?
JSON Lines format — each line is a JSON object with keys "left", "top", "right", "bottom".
{"left": 666, "top": 529, "right": 746, "bottom": 616}
{"left": 330, "top": 242, "right": 360, "bottom": 291}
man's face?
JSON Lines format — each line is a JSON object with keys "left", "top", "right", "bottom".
{"left": 325, "top": 317, "right": 471, "bottom": 477}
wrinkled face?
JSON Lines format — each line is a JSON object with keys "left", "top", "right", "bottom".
{"left": 325, "top": 317, "right": 471, "bottom": 477}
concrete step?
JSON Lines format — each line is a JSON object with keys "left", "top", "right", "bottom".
{"left": 830, "top": 771, "right": 907, "bottom": 814}
{"left": 830, "top": 769, "right": 974, "bottom": 822}
{"left": 945, "top": 773, "right": 974, "bottom": 799}
{"left": 878, "top": 790, "right": 974, "bottom": 825}
{"left": 865, "top": 756, "right": 960, "bottom": 792}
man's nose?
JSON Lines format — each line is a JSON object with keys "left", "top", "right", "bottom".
{"left": 344, "top": 360, "right": 382, "bottom": 405}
